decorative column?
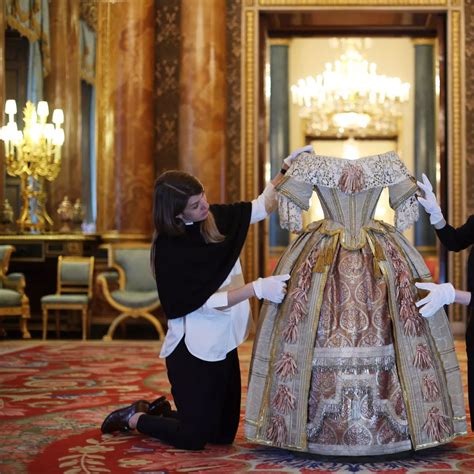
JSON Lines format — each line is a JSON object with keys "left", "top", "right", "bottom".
{"left": 179, "top": 0, "right": 226, "bottom": 204}
{"left": 414, "top": 40, "right": 437, "bottom": 249}
{"left": 96, "top": 0, "right": 155, "bottom": 236}
{"left": 44, "top": 0, "right": 82, "bottom": 218}
{"left": 269, "top": 43, "right": 290, "bottom": 249}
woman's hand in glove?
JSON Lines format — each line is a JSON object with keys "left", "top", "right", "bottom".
{"left": 282, "top": 145, "right": 314, "bottom": 169}
{"left": 416, "top": 174, "right": 444, "bottom": 225}
{"left": 252, "top": 274, "right": 291, "bottom": 304}
{"left": 415, "top": 282, "right": 455, "bottom": 317}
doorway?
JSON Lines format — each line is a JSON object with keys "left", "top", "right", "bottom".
{"left": 241, "top": 4, "right": 465, "bottom": 328}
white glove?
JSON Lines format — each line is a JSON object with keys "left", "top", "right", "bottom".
{"left": 283, "top": 145, "right": 314, "bottom": 168}
{"left": 415, "top": 282, "right": 455, "bottom": 317}
{"left": 252, "top": 274, "right": 290, "bottom": 304}
{"left": 416, "top": 174, "right": 444, "bottom": 225}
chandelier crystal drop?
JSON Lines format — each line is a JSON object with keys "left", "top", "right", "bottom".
{"left": 291, "top": 40, "right": 411, "bottom": 137}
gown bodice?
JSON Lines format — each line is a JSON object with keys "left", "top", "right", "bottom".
{"left": 315, "top": 185, "right": 383, "bottom": 234}
{"left": 276, "top": 151, "right": 420, "bottom": 241}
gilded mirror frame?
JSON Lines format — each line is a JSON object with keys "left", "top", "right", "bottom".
{"left": 241, "top": 0, "right": 466, "bottom": 324}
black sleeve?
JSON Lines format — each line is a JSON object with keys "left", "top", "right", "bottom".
{"left": 435, "top": 215, "right": 474, "bottom": 252}
{"left": 210, "top": 202, "right": 252, "bottom": 235}
{"left": 469, "top": 249, "right": 474, "bottom": 309}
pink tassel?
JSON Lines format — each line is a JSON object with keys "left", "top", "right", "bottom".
{"left": 282, "top": 318, "right": 299, "bottom": 343}
{"left": 422, "top": 374, "right": 440, "bottom": 402}
{"left": 272, "top": 384, "right": 297, "bottom": 415}
{"left": 402, "top": 316, "right": 422, "bottom": 337}
{"left": 390, "top": 256, "right": 403, "bottom": 272}
{"left": 399, "top": 300, "right": 413, "bottom": 321}
{"left": 290, "top": 287, "right": 308, "bottom": 305}
{"left": 397, "top": 269, "right": 411, "bottom": 287}
{"left": 338, "top": 163, "right": 365, "bottom": 193}
{"left": 267, "top": 415, "right": 287, "bottom": 446}
{"left": 398, "top": 281, "right": 413, "bottom": 301}
{"left": 400, "top": 301, "right": 424, "bottom": 336}
{"left": 297, "top": 264, "right": 314, "bottom": 290}
{"left": 422, "top": 407, "right": 452, "bottom": 441}
{"left": 291, "top": 300, "right": 306, "bottom": 322}
{"left": 413, "top": 343, "right": 433, "bottom": 370}
{"left": 274, "top": 352, "right": 298, "bottom": 380}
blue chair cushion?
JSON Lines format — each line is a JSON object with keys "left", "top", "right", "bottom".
{"left": 110, "top": 290, "right": 158, "bottom": 308}
{"left": 0, "top": 288, "right": 22, "bottom": 306}
{"left": 41, "top": 294, "right": 89, "bottom": 305}
{"left": 7, "top": 272, "right": 25, "bottom": 282}
{"left": 61, "top": 261, "right": 91, "bottom": 284}
{"left": 114, "top": 249, "right": 156, "bottom": 292}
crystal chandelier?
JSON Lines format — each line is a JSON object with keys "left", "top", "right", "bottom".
{"left": 290, "top": 39, "right": 411, "bottom": 137}
{"left": 0, "top": 100, "right": 65, "bottom": 232}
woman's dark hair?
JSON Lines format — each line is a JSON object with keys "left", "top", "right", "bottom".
{"left": 152, "top": 170, "right": 225, "bottom": 244}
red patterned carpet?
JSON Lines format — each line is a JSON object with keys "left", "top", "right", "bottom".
{"left": 1, "top": 339, "right": 474, "bottom": 473}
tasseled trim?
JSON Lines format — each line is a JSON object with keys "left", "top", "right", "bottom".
{"left": 282, "top": 317, "right": 299, "bottom": 343}
{"left": 283, "top": 247, "right": 319, "bottom": 344}
{"left": 272, "top": 384, "right": 297, "bottom": 415}
{"left": 290, "top": 298, "right": 307, "bottom": 324}
{"left": 402, "top": 314, "right": 424, "bottom": 337}
{"left": 397, "top": 269, "right": 412, "bottom": 290}
{"left": 398, "top": 279, "right": 413, "bottom": 301}
{"left": 413, "top": 343, "right": 433, "bottom": 370}
{"left": 338, "top": 163, "right": 366, "bottom": 193}
{"left": 422, "top": 407, "right": 452, "bottom": 442}
{"left": 399, "top": 300, "right": 412, "bottom": 320}
{"left": 290, "top": 287, "right": 308, "bottom": 305}
{"left": 267, "top": 415, "right": 288, "bottom": 446}
{"left": 399, "top": 300, "right": 424, "bottom": 337}
{"left": 422, "top": 374, "right": 440, "bottom": 402}
{"left": 382, "top": 237, "right": 426, "bottom": 338}
{"left": 274, "top": 352, "right": 298, "bottom": 380}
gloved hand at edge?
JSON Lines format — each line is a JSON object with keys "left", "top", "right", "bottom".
{"left": 416, "top": 173, "right": 444, "bottom": 226}
{"left": 415, "top": 281, "right": 455, "bottom": 317}
{"left": 252, "top": 274, "right": 291, "bottom": 304}
{"left": 283, "top": 145, "right": 314, "bottom": 169}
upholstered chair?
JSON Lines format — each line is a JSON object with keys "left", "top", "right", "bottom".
{"left": 0, "top": 245, "right": 31, "bottom": 338}
{"left": 98, "top": 243, "right": 164, "bottom": 341}
{"left": 41, "top": 256, "right": 95, "bottom": 340}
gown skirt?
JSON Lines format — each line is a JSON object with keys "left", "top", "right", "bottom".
{"left": 245, "top": 219, "right": 467, "bottom": 456}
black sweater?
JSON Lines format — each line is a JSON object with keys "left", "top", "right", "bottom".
{"left": 435, "top": 215, "right": 474, "bottom": 308}
{"left": 154, "top": 202, "right": 252, "bottom": 319}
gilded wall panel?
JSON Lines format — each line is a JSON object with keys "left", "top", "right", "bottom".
{"left": 155, "top": 0, "right": 181, "bottom": 175}
{"left": 226, "top": 0, "right": 243, "bottom": 202}
{"left": 465, "top": 0, "right": 474, "bottom": 214}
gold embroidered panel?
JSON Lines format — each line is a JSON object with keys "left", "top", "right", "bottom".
{"left": 154, "top": 0, "right": 181, "bottom": 175}
{"left": 466, "top": 1, "right": 474, "bottom": 215}
{"left": 226, "top": 0, "right": 243, "bottom": 202}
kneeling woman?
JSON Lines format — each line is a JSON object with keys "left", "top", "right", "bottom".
{"left": 100, "top": 149, "right": 309, "bottom": 449}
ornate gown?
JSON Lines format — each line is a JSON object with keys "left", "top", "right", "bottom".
{"left": 245, "top": 151, "right": 466, "bottom": 456}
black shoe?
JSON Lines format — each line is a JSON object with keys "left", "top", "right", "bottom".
{"left": 147, "top": 395, "right": 172, "bottom": 417}
{"left": 101, "top": 399, "right": 150, "bottom": 433}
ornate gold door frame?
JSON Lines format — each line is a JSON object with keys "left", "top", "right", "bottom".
{"left": 241, "top": 0, "right": 466, "bottom": 326}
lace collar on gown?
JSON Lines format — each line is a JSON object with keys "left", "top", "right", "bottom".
{"left": 278, "top": 150, "right": 419, "bottom": 233}
{"left": 287, "top": 150, "right": 412, "bottom": 191}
